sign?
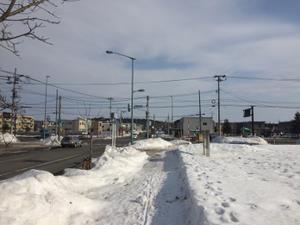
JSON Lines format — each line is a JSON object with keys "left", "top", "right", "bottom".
{"left": 243, "top": 108, "right": 251, "bottom": 117}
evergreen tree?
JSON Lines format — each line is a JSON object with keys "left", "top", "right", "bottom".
{"left": 292, "top": 112, "right": 300, "bottom": 134}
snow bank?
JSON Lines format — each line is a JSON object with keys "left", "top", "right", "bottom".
{"left": 171, "top": 139, "right": 192, "bottom": 145}
{"left": 212, "top": 136, "right": 268, "bottom": 145}
{"left": 0, "top": 145, "right": 148, "bottom": 225}
{"left": 179, "top": 143, "right": 300, "bottom": 225}
{"left": 0, "top": 132, "right": 18, "bottom": 144}
{"left": 132, "top": 138, "right": 175, "bottom": 150}
{"left": 41, "top": 135, "right": 62, "bottom": 146}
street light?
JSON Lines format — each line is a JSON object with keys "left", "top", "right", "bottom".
{"left": 106, "top": 50, "right": 136, "bottom": 144}
{"left": 44, "top": 75, "right": 50, "bottom": 140}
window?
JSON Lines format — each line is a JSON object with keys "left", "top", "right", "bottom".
{"left": 203, "top": 122, "right": 207, "bottom": 126}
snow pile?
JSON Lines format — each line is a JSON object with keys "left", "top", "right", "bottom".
{"left": 0, "top": 145, "right": 148, "bottom": 225}
{"left": 132, "top": 138, "right": 175, "bottom": 150}
{"left": 41, "top": 135, "right": 62, "bottom": 146}
{"left": 179, "top": 143, "right": 300, "bottom": 225}
{"left": 212, "top": 136, "right": 268, "bottom": 145}
{"left": 171, "top": 139, "right": 192, "bottom": 145}
{"left": 0, "top": 132, "right": 18, "bottom": 144}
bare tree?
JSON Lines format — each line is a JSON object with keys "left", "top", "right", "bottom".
{"left": 0, "top": 92, "right": 9, "bottom": 110}
{"left": 0, "top": 0, "right": 72, "bottom": 56}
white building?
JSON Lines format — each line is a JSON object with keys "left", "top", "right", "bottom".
{"left": 174, "top": 116, "right": 215, "bottom": 137}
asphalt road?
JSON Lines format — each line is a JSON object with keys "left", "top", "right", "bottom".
{"left": 0, "top": 137, "right": 131, "bottom": 181}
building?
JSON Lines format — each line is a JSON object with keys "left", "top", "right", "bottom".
{"left": 278, "top": 121, "right": 294, "bottom": 134}
{"left": 228, "top": 121, "right": 266, "bottom": 136}
{"left": 61, "top": 118, "right": 90, "bottom": 134}
{"left": 91, "top": 119, "right": 111, "bottom": 136}
{"left": 174, "top": 116, "right": 215, "bottom": 137}
{"left": 0, "top": 112, "right": 34, "bottom": 133}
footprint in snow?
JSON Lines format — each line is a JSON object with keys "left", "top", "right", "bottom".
{"left": 248, "top": 203, "right": 258, "bottom": 209}
{"left": 214, "top": 207, "right": 225, "bottom": 215}
{"left": 230, "top": 212, "right": 239, "bottom": 222}
{"left": 229, "top": 197, "right": 236, "bottom": 202}
{"left": 221, "top": 202, "right": 230, "bottom": 208}
{"left": 280, "top": 204, "right": 290, "bottom": 210}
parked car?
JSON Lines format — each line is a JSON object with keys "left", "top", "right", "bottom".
{"left": 61, "top": 136, "right": 82, "bottom": 148}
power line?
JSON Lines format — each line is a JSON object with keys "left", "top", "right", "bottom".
{"left": 0, "top": 69, "right": 111, "bottom": 99}
{"left": 228, "top": 75, "right": 300, "bottom": 82}
{"left": 20, "top": 76, "right": 213, "bottom": 86}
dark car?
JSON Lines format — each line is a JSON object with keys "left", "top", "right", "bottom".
{"left": 61, "top": 136, "right": 82, "bottom": 148}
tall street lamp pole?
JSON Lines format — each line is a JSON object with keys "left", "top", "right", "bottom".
{"left": 44, "top": 75, "right": 50, "bottom": 140}
{"left": 106, "top": 50, "right": 136, "bottom": 144}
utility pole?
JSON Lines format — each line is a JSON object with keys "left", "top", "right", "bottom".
{"left": 108, "top": 97, "right": 113, "bottom": 117}
{"left": 153, "top": 114, "right": 155, "bottom": 134}
{"left": 171, "top": 96, "right": 174, "bottom": 122}
{"left": 167, "top": 114, "right": 170, "bottom": 135}
{"left": 11, "top": 68, "right": 17, "bottom": 135}
{"left": 55, "top": 89, "right": 58, "bottom": 136}
{"left": 251, "top": 105, "right": 255, "bottom": 136}
{"left": 58, "top": 96, "right": 62, "bottom": 139}
{"left": 108, "top": 97, "right": 113, "bottom": 139}
{"left": 198, "top": 90, "right": 202, "bottom": 133}
{"left": 170, "top": 96, "right": 173, "bottom": 136}
{"left": 214, "top": 75, "right": 226, "bottom": 136}
{"left": 44, "top": 75, "right": 50, "bottom": 139}
{"left": 146, "top": 96, "right": 150, "bottom": 138}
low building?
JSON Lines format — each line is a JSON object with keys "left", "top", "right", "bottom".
{"left": 278, "top": 121, "right": 294, "bottom": 134}
{"left": 0, "top": 112, "right": 34, "bottom": 133}
{"left": 91, "top": 119, "right": 111, "bottom": 136}
{"left": 174, "top": 116, "right": 215, "bottom": 137}
{"left": 61, "top": 118, "right": 90, "bottom": 134}
{"left": 228, "top": 121, "right": 266, "bottom": 136}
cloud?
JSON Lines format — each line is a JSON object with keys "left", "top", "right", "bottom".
{"left": 1, "top": 0, "right": 300, "bottom": 122}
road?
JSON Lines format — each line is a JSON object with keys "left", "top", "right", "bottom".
{"left": 0, "top": 137, "right": 131, "bottom": 180}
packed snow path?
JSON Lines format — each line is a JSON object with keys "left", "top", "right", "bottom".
{"left": 91, "top": 150, "right": 200, "bottom": 225}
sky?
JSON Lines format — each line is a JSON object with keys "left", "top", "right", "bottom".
{"left": 1, "top": 0, "right": 300, "bottom": 123}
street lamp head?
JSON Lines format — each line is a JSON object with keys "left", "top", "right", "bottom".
{"left": 137, "top": 89, "right": 145, "bottom": 92}
{"left": 106, "top": 50, "right": 113, "bottom": 54}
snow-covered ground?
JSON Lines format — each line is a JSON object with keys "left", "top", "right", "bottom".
{"left": 171, "top": 139, "right": 192, "bottom": 146}
{"left": 132, "top": 137, "right": 175, "bottom": 150}
{"left": 212, "top": 136, "right": 268, "bottom": 145}
{"left": 0, "top": 132, "right": 19, "bottom": 144}
{"left": 41, "top": 135, "right": 63, "bottom": 146}
{"left": 0, "top": 138, "right": 299, "bottom": 225}
{"left": 179, "top": 143, "right": 300, "bottom": 225}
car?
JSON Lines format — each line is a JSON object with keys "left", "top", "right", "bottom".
{"left": 61, "top": 136, "right": 82, "bottom": 148}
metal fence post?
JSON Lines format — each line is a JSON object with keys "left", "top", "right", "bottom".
{"left": 202, "top": 131, "right": 210, "bottom": 157}
{"left": 202, "top": 131, "right": 206, "bottom": 155}
{"left": 205, "top": 131, "right": 210, "bottom": 157}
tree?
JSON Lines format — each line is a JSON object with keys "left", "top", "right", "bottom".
{"left": 222, "top": 119, "right": 231, "bottom": 135}
{"left": 292, "top": 112, "right": 300, "bottom": 134}
{"left": 0, "top": 0, "right": 72, "bottom": 56}
{"left": 0, "top": 92, "right": 9, "bottom": 110}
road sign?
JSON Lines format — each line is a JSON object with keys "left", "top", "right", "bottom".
{"left": 243, "top": 108, "right": 251, "bottom": 117}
